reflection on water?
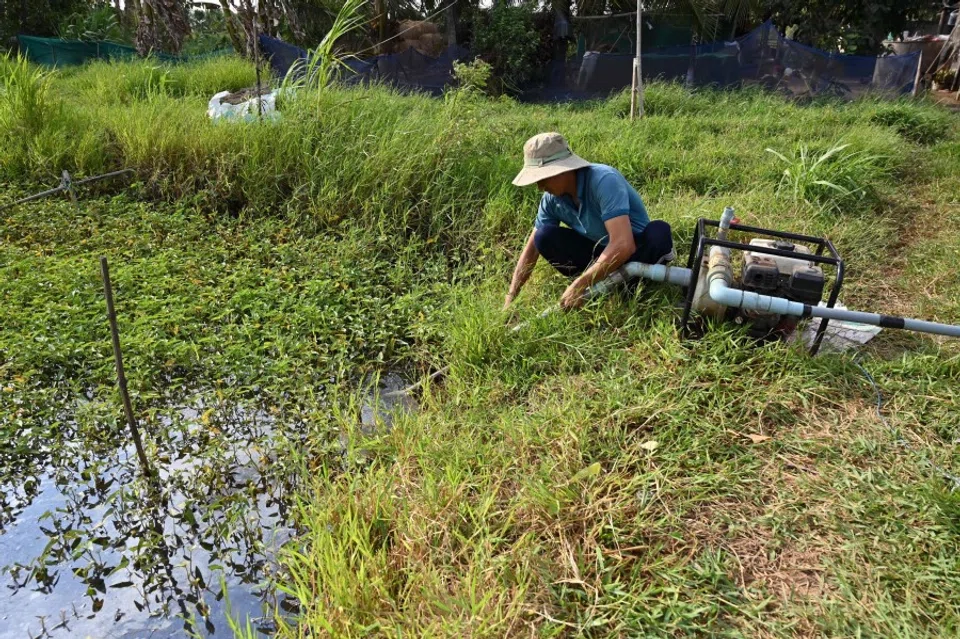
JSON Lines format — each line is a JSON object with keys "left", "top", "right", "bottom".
{"left": 0, "top": 397, "right": 297, "bottom": 639}
{"left": 0, "top": 373, "right": 414, "bottom": 638}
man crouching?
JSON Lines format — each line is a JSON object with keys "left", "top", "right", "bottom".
{"left": 504, "top": 132, "right": 675, "bottom": 310}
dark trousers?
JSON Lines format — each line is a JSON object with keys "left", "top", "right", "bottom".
{"left": 534, "top": 220, "right": 674, "bottom": 277}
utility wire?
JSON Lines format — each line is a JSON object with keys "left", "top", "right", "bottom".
{"left": 572, "top": 11, "right": 724, "bottom": 19}
{"left": 852, "top": 355, "right": 960, "bottom": 492}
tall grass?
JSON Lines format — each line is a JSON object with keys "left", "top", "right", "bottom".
{"left": 3, "top": 56, "right": 943, "bottom": 255}
{"left": 58, "top": 54, "right": 257, "bottom": 104}
{"left": 0, "top": 54, "right": 61, "bottom": 175}
{"left": 0, "top": 57, "right": 951, "bottom": 306}
{"left": 0, "top": 54, "right": 54, "bottom": 138}
{"left": 765, "top": 141, "right": 891, "bottom": 215}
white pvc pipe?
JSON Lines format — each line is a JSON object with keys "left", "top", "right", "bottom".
{"left": 584, "top": 262, "right": 692, "bottom": 300}
{"left": 708, "top": 277, "right": 960, "bottom": 338}
{"left": 509, "top": 262, "right": 693, "bottom": 332}
{"left": 717, "top": 206, "right": 735, "bottom": 241}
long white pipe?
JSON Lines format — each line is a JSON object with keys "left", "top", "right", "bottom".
{"left": 708, "top": 272, "right": 960, "bottom": 338}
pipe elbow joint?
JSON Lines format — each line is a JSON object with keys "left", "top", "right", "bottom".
{"left": 708, "top": 277, "right": 738, "bottom": 308}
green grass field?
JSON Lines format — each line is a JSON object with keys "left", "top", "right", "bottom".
{"left": 2, "top": 54, "right": 960, "bottom": 637}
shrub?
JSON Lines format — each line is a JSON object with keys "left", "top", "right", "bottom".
{"left": 471, "top": 4, "right": 540, "bottom": 93}
{"left": 452, "top": 58, "right": 493, "bottom": 95}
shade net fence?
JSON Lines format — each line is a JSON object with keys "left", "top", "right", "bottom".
{"left": 259, "top": 33, "right": 472, "bottom": 96}
{"left": 16, "top": 35, "right": 230, "bottom": 66}
{"left": 263, "top": 20, "right": 920, "bottom": 101}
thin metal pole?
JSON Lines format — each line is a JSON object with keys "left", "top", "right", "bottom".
{"left": 912, "top": 52, "right": 923, "bottom": 97}
{"left": 100, "top": 257, "right": 155, "bottom": 480}
{"left": 254, "top": 18, "right": 262, "bottom": 121}
{"left": 630, "top": 1, "right": 643, "bottom": 119}
{"left": 0, "top": 168, "right": 133, "bottom": 212}
{"left": 0, "top": 184, "right": 68, "bottom": 210}
{"left": 637, "top": 1, "right": 643, "bottom": 118}
{"left": 73, "top": 168, "right": 134, "bottom": 187}
{"left": 630, "top": 0, "right": 638, "bottom": 120}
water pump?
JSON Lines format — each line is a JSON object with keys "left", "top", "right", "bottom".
{"left": 582, "top": 207, "right": 960, "bottom": 354}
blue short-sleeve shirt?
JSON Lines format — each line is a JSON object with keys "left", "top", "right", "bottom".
{"left": 534, "top": 164, "right": 649, "bottom": 244}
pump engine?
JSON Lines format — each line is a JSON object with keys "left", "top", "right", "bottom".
{"left": 736, "top": 239, "right": 826, "bottom": 339}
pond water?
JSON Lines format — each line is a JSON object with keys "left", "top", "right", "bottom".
{"left": 0, "top": 471, "right": 284, "bottom": 638}
{"left": 0, "top": 374, "right": 414, "bottom": 639}
{"left": 0, "top": 400, "right": 292, "bottom": 638}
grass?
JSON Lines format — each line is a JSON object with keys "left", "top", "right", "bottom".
{"left": 1, "top": 54, "right": 960, "bottom": 636}
{"left": 765, "top": 142, "right": 890, "bottom": 214}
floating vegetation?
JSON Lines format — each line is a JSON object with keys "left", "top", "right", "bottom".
{"left": 0, "top": 393, "right": 297, "bottom": 637}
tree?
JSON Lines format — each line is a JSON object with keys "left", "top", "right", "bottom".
{"left": 446, "top": 0, "right": 460, "bottom": 46}
{"left": 471, "top": 2, "right": 541, "bottom": 91}
{"left": 216, "top": 0, "right": 247, "bottom": 53}
{"left": 1, "top": 0, "right": 89, "bottom": 46}
{"left": 135, "top": 0, "right": 190, "bottom": 55}
{"left": 762, "top": 0, "right": 940, "bottom": 53}
{"left": 212, "top": 0, "right": 352, "bottom": 56}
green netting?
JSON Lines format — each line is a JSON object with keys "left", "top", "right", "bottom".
{"left": 16, "top": 36, "right": 228, "bottom": 66}
{"left": 574, "top": 15, "right": 696, "bottom": 56}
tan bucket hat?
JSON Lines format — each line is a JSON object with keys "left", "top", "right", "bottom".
{"left": 512, "top": 132, "right": 592, "bottom": 187}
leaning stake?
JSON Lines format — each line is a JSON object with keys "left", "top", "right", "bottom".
{"left": 100, "top": 257, "right": 155, "bottom": 479}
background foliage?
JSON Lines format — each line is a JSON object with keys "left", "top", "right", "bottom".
{"left": 2, "top": 1, "right": 947, "bottom": 62}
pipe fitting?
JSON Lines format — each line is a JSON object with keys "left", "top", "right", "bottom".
{"left": 706, "top": 246, "right": 733, "bottom": 287}
{"left": 717, "top": 206, "right": 736, "bottom": 241}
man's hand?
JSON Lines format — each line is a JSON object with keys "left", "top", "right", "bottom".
{"left": 560, "top": 278, "right": 589, "bottom": 310}
{"left": 504, "top": 230, "right": 540, "bottom": 312}
{"left": 560, "top": 216, "right": 635, "bottom": 311}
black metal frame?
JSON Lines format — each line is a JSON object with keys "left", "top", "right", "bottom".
{"left": 680, "top": 218, "right": 845, "bottom": 355}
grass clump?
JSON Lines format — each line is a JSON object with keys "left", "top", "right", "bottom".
{"left": 0, "top": 54, "right": 55, "bottom": 140}
{"left": 870, "top": 102, "right": 954, "bottom": 145}
{"left": 58, "top": 55, "right": 257, "bottom": 105}
{"left": 0, "top": 54, "right": 63, "bottom": 176}
{"left": 765, "top": 141, "right": 892, "bottom": 215}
